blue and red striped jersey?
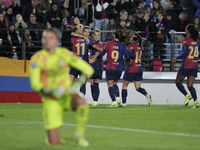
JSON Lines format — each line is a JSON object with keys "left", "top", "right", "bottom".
{"left": 103, "top": 41, "right": 129, "bottom": 71}
{"left": 71, "top": 37, "right": 94, "bottom": 62}
{"left": 90, "top": 40, "right": 104, "bottom": 71}
{"left": 180, "top": 37, "right": 200, "bottom": 69}
{"left": 127, "top": 42, "right": 143, "bottom": 73}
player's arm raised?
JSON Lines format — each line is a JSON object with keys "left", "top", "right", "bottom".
{"left": 71, "top": 32, "right": 90, "bottom": 44}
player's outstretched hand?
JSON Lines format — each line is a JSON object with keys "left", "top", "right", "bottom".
{"left": 89, "top": 58, "right": 97, "bottom": 64}
{"left": 51, "top": 87, "right": 66, "bottom": 99}
{"left": 84, "top": 37, "right": 90, "bottom": 44}
{"left": 172, "top": 57, "right": 177, "bottom": 64}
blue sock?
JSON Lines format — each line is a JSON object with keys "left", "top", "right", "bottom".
{"left": 94, "top": 83, "right": 99, "bottom": 102}
{"left": 91, "top": 85, "right": 95, "bottom": 101}
{"left": 113, "top": 84, "right": 120, "bottom": 97}
{"left": 108, "top": 87, "right": 116, "bottom": 102}
{"left": 176, "top": 83, "right": 187, "bottom": 96}
{"left": 80, "top": 84, "right": 86, "bottom": 95}
{"left": 122, "top": 89, "right": 127, "bottom": 104}
{"left": 137, "top": 87, "right": 148, "bottom": 96}
{"left": 188, "top": 86, "right": 197, "bottom": 101}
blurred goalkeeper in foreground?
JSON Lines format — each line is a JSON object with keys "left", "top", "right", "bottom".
{"left": 29, "top": 28, "right": 94, "bottom": 147}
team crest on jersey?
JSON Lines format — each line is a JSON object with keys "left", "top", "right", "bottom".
{"left": 31, "top": 62, "right": 37, "bottom": 69}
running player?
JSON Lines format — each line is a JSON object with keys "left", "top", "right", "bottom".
{"left": 70, "top": 25, "right": 102, "bottom": 95}
{"left": 29, "top": 28, "right": 94, "bottom": 147}
{"left": 172, "top": 24, "right": 200, "bottom": 108}
{"left": 122, "top": 31, "right": 152, "bottom": 107}
{"left": 90, "top": 29, "right": 131, "bottom": 107}
{"left": 89, "top": 29, "right": 104, "bottom": 107}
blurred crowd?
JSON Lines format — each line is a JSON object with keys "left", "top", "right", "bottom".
{"left": 0, "top": 0, "right": 200, "bottom": 59}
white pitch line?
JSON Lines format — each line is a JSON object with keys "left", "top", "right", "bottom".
{"left": 1, "top": 122, "right": 200, "bottom": 138}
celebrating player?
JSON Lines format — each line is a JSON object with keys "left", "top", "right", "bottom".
{"left": 70, "top": 25, "right": 102, "bottom": 95}
{"left": 29, "top": 28, "right": 94, "bottom": 147}
{"left": 172, "top": 24, "right": 200, "bottom": 108}
{"left": 89, "top": 29, "right": 104, "bottom": 107}
{"left": 121, "top": 31, "right": 152, "bottom": 107}
{"left": 90, "top": 29, "right": 131, "bottom": 107}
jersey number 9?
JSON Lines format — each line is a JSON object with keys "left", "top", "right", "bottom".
{"left": 111, "top": 50, "right": 119, "bottom": 63}
{"left": 188, "top": 46, "right": 199, "bottom": 59}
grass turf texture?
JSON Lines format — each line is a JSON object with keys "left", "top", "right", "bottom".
{"left": 0, "top": 104, "right": 199, "bottom": 150}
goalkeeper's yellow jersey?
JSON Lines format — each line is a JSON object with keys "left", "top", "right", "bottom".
{"left": 29, "top": 47, "right": 94, "bottom": 92}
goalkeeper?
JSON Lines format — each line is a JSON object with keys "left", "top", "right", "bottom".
{"left": 29, "top": 28, "right": 94, "bottom": 147}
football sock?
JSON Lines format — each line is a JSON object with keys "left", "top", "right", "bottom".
{"left": 90, "top": 85, "right": 95, "bottom": 101}
{"left": 108, "top": 87, "right": 116, "bottom": 102}
{"left": 176, "top": 83, "right": 187, "bottom": 96}
{"left": 94, "top": 82, "right": 99, "bottom": 102}
{"left": 122, "top": 89, "right": 127, "bottom": 104}
{"left": 188, "top": 86, "right": 197, "bottom": 101}
{"left": 113, "top": 84, "right": 120, "bottom": 97}
{"left": 137, "top": 87, "right": 148, "bottom": 96}
{"left": 80, "top": 84, "right": 86, "bottom": 95}
{"left": 75, "top": 104, "right": 89, "bottom": 134}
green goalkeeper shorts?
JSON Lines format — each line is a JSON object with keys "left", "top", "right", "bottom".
{"left": 42, "top": 93, "right": 72, "bottom": 130}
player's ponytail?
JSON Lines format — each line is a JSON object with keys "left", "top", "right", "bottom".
{"left": 76, "top": 24, "right": 84, "bottom": 35}
{"left": 126, "top": 31, "right": 144, "bottom": 49}
{"left": 114, "top": 29, "right": 132, "bottom": 43}
{"left": 186, "top": 24, "right": 199, "bottom": 41}
{"left": 135, "top": 32, "right": 143, "bottom": 50}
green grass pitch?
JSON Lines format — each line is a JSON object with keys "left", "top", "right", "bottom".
{"left": 0, "top": 103, "right": 199, "bottom": 150}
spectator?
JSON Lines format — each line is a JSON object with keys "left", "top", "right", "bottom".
{"left": 144, "top": 0, "right": 153, "bottom": 11}
{"left": 115, "top": 0, "right": 135, "bottom": 15}
{"left": 193, "top": 0, "right": 200, "bottom": 20}
{"left": 83, "top": 0, "right": 93, "bottom": 26}
{"left": 93, "top": 0, "right": 111, "bottom": 30}
{"left": 27, "top": 13, "right": 42, "bottom": 41}
{"left": 15, "top": 14, "right": 28, "bottom": 30}
{"left": 109, "top": 0, "right": 118, "bottom": 20}
{"left": 62, "top": 7, "right": 80, "bottom": 46}
{"left": 166, "top": 13, "right": 176, "bottom": 30}
{"left": 166, "top": 0, "right": 182, "bottom": 23}
{"left": 136, "top": 9, "right": 144, "bottom": 20}
{"left": 0, "top": 13, "right": 7, "bottom": 38}
{"left": 150, "top": 0, "right": 166, "bottom": 18}
{"left": 37, "top": 0, "right": 54, "bottom": 22}
{"left": 106, "top": 18, "right": 115, "bottom": 40}
{"left": 3, "top": 0, "right": 14, "bottom": 8}
{"left": 68, "top": 0, "right": 82, "bottom": 17}
{"left": 24, "top": 28, "right": 39, "bottom": 59}
{"left": 22, "top": 0, "right": 40, "bottom": 22}
{"left": 135, "top": 12, "right": 150, "bottom": 31}
{"left": 149, "top": 12, "right": 169, "bottom": 59}
{"left": 114, "top": 10, "right": 128, "bottom": 30}
{"left": 127, "top": 14, "right": 138, "bottom": 31}
{"left": 192, "top": 16, "right": 200, "bottom": 32}
{"left": 175, "top": 11, "right": 190, "bottom": 32}
{"left": 4, "top": 7, "right": 15, "bottom": 26}
{"left": 0, "top": 0, "right": 6, "bottom": 14}
{"left": 12, "top": 0, "right": 22, "bottom": 15}
{"left": 45, "top": 2, "right": 63, "bottom": 29}
{"left": 5, "top": 22, "right": 22, "bottom": 59}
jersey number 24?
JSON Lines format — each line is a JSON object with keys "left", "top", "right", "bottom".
{"left": 188, "top": 46, "right": 199, "bottom": 59}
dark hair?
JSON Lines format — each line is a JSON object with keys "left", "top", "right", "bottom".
{"left": 128, "top": 31, "right": 143, "bottom": 49}
{"left": 186, "top": 24, "right": 199, "bottom": 41}
{"left": 192, "top": 16, "right": 200, "bottom": 25}
{"left": 83, "top": 26, "right": 90, "bottom": 31}
{"left": 114, "top": 29, "right": 130, "bottom": 43}
{"left": 157, "top": 12, "right": 168, "bottom": 25}
{"left": 64, "top": 7, "right": 74, "bottom": 17}
{"left": 42, "top": 28, "right": 61, "bottom": 42}
{"left": 30, "top": 13, "right": 36, "bottom": 17}
{"left": 169, "top": 0, "right": 175, "bottom": 6}
{"left": 166, "top": 13, "right": 172, "bottom": 17}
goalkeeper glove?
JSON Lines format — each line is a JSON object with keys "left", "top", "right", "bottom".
{"left": 40, "top": 87, "right": 66, "bottom": 99}
{"left": 68, "top": 75, "right": 87, "bottom": 94}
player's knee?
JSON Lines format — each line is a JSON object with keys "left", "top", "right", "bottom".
{"left": 71, "top": 94, "right": 87, "bottom": 110}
